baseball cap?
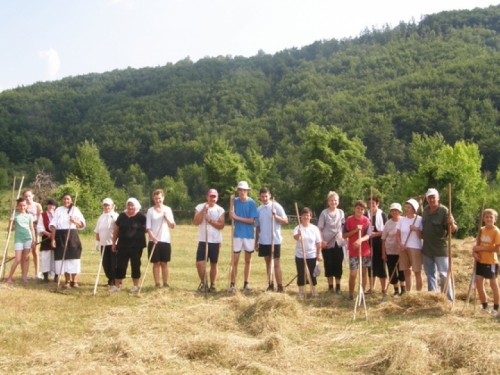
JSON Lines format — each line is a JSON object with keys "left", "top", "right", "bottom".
{"left": 102, "top": 198, "right": 114, "bottom": 205}
{"left": 425, "top": 188, "right": 439, "bottom": 198}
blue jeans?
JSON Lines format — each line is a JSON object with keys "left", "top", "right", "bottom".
{"left": 423, "top": 255, "right": 453, "bottom": 301}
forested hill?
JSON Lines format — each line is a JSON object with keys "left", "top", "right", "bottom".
{"left": 1, "top": 5, "right": 500, "bottom": 228}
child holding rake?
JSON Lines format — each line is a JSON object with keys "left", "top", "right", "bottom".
{"left": 472, "top": 208, "right": 500, "bottom": 316}
{"left": 343, "top": 200, "right": 372, "bottom": 300}
{"left": 6, "top": 198, "right": 36, "bottom": 283}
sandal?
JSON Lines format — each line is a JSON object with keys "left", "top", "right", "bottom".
{"left": 72, "top": 282, "right": 79, "bottom": 288}
{"left": 63, "top": 281, "right": 71, "bottom": 289}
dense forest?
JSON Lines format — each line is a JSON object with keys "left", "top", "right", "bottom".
{"left": 1, "top": 5, "right": 500, "bottom": 235}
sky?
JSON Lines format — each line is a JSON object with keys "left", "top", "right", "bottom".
{"left": 0, "top": 0, "right": 497, "bottom": 92}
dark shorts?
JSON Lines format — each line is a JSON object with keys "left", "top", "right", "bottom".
{"left": 196, "top": 242, "right": 220, "bottom": 263}
{"left": 476, "top": 262, "right": 498, "bottom": 279}
{"left": 257, "top": 244, "right": 281, "bottom": 258}
{"left": 147, "top": 241, "right": 171, "bottom": 263}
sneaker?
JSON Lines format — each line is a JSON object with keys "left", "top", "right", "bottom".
{"left": 298, "top": 291, "right": 305, "bottom": 297}
{"left": 6, "top": 278, "right": 13, "bottom": 284}
{"left": 129, "top": 286, "right": 139, "bottom": 293}
{"left": 277, "top": 285, "right": 284, "bottom": 293}
{"left": 108, "top": 285, "right": 121, "bottom": 293}
{"left": 336, "top": 289, "right": 342, "bottom": 295}
{"left": 53, "top": 275, "right": 59, "bottom": 283}
{"left": 312, "top": 291, "right": 319, "bottom": 297}
{"left": 266, "top": 284, "right": 275, "bottom": 292}
{"left": 35, "top": 273, "right": 44, "bottom": 280}
{"left": 348, "top": 294, "right": 354, "bottom": 300}
{"left": 243, "top": 284, "right": 252, "bottom": 292}
{"left": 227, "top": 286, "right": 236, "bottom": 293}
{"left": 482, "top": 307, "right": 490, "bottom": 314}
{"left": 491, "top": 309, "right": 499, "bottom": 317}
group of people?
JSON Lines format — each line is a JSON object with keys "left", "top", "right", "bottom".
{"left": 4, "top": 184, "right": 498, "bottom": 312}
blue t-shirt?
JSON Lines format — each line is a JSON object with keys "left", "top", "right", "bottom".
{"left": 233, "top": 197, "right": 258, "bottom": 239}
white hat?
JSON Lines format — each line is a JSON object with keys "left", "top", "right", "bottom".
{"left": 405, "top": 199, "right": 419, "bottom": 212}
{"left": 237, "top": 181, "right": 251, "bottom": 190}
{"left": 426, "top": 188, "right": 439, "bottom": 198}
{"left": 126, "top": 197, "right": 141, "bottom": 211}
{"left": 389, "top": 203, "right": 402, "bottom": 213}
{"left": 102, "top": 198, "right": 114, "bottom": 205}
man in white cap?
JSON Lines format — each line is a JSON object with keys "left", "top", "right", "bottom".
{"left": 228, "top": 181, "right": 258, "bottom": 292}
{"left": 421, "top": 188, "right": 457, "bottom": 301}
{"left": 193, "top": 188, "right": 225, "bottom": 292}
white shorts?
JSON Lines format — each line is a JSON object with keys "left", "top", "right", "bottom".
{"left": 54, "top": 259, "right": 81, "bottom": 274}
{"left": 233, "top": 238, "right": 254, "bottom": 253}
{"left": 14, "top": 241, "right": 32, "bottom": 251}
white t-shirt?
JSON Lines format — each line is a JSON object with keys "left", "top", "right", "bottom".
{"left": 195, "top": 203, "right": 225, "bottom": 243}
{"left": 293, "top": 224, "right": 322, "bottom": 259}
{"left": 396, "top": 216, "right": 423, "bottom": 250}
{"left": 146, "top": 205, "right": 175, "bottom": 243}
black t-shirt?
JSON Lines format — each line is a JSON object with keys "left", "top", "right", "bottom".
{"left": 116, "top": 212, "right": 147, "bottom": 250}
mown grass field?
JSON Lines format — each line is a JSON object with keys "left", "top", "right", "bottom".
{"left": 0, "top": 223, "right": 499, "bottom": 374}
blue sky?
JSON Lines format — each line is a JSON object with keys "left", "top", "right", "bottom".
{"left": 0, "top": 0, "right": 497, "bottom": 92}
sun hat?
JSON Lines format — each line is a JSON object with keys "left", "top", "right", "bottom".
{"left": 405, "top": 199, "right": 419, "bottom": 212}
{"left": 389, "top": 203, "right": 402, "bottom": 213}
{"left": 425, "top": 188, "right": 439, "bottom": 198}
{"left": 237, "top": 181, "right": 251, "bottom": 190}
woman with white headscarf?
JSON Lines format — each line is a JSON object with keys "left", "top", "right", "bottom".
{"left": 94, "top": 198, "right": 119, "bottom": 286}
{"left": 109, "top": 198, "right": 146, "bottom": 293}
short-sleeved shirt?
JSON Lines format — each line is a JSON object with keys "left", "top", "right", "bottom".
{"left": 344, "top": 215, "right": 372, "bottom": 257}
{"left": 146, "top": 205, "right": 175, "bottom": 243}
{"left": 422, "top": 204, "right": 449, "bottom": 257}
{"left": 397, "top": 216, "right": 423, "bottom": 250}
{"left": 233, "top": 197, "right": 258, "bottom": 239}
{"left": 255, "top": 202, "right": 286, "bottom": 245}
{"left": 195, "top": 203, "right": 225, "bottom": 243}
{"left": 317, "top": 208, "right": 345, "bottom": 248}
{"left": 381, "top": 219, "right": 399, "bottom": 255}
{"left": 477, "top": 225, "right": 500, "bottom": 264}
{"left": 14, "top": 212, "right": 33, "bottom": 244}
{"left": 293, "top": 224, "right": 321, "bottom": 259}
{"left": 116, "top": 212, "right": 147, "bottom": 250}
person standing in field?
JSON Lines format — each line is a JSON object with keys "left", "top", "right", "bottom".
{"left": 255, "top": 187, "right": 288, "bottom": 293}
{"left": 366, "top": 196, "right": 388, "bottom": 294}
{"left": 343, "top": 200, "right": 372, "bottom": 301}
{"left": 293, "top": 207, "right": 322, "bottom": 297}
{"left": 228, "top": 181, "right": 258, "bottom": 292}
{"left": 50, "top": 193, "right": 86, "bottom": 288}
{"left": 381, "top": 203, "right": 406, "bottom": 297}
{"left": 317, "top": 191, "right": 345, "bottom": 294}
{"left": 472, "top": 208, "right": 500, "bottom": 316}
{"left": 94, "top": 198, "right": 118, "bottom": 286}
{"left": 421, "top": 188, "right": 457, "bottom": 302}
{"left": 110, "top": 198, "right": 147, "bottom": 293}
{"left": 146, "top": 189, "right": 175, "bottom": 288}
{"left": 36, "top": 198, "right": 57, "bottom": 283}
{"left": 6, "top": 198, "right": 36, "bottom": 283}
{"left": 193, "top": 189, "right": 225, "bottom": 292}
{"left": 23, "top": 189, "right": 43, "bottom": 280}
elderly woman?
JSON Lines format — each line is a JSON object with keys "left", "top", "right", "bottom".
{"left": 381, "top": 203, "right": 406, "bottom": 296}
{"left": 94, "top": 198, "right": 118, "bottom": 286}
{"left": 317, "top": 191, "right": 345, "bottom": 294}
{"left": 50, "top": 193, "right": 86, "bottom": 288}
{"left": 396, "top": 199, "right": 423, "bottom": 293}
{"left": 37, "top": 198, "right": 57, "bottom": 283}
{"left": 146, "top": 189, "right": 175, "bottom": 288}
{"left": 293, "top": 207, "right": 323, "bottom": 297}
{"left": 109, "top": 198, "right": 146, "bottom": 293}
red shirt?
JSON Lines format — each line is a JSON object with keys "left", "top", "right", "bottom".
{"left": 344, "top": 215, "right": 371, "bottom": 257}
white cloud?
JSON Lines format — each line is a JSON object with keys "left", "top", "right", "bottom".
{"left": 38, "top": 47, "right": 61, "bottom": 81}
